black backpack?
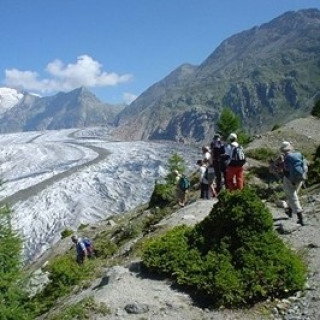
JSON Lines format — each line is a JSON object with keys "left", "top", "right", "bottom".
{"left": 229, "top": 146, "right": 246, "bottom": 166}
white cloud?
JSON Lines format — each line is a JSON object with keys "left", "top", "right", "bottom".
{"left": 5, "top": 55, "right": 133, "bottom": 94}
{"left": 123, "top": 92, "right": 138, "bottom": 104}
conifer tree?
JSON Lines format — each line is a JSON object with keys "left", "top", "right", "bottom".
{"left": 0, "top": 205, "right": 30, "bottom": 319}
{"left": 217, "top": 107, "right": 251, "bottom": 145}
{"left": 217, "top": 107, "right": 240, "bottom": 139}
{"left": 165, "top": 152, "right": 186, "bottom": 184}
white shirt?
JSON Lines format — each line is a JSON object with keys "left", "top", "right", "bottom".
{"left": 199, "top": 165, "right": 208, "bottom": 184}
{"left": 225, "top": 141, "right": 239, "bottom": 165}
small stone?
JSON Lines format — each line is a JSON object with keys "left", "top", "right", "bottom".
{"left": 107, "top": 219, "right": 117, "bottom": 226}
{"left": 124, "top": 302, "right": 149, "bottom": 314}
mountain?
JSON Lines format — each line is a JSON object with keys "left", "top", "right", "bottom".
{"left": 0, "top": 87, "right": 123, "bottom": 133}
{"left": 114, "top": 9, "right": 320, "bottom": 142}
{"left": 0, "top": 87, "right": 24, "bottom": 115}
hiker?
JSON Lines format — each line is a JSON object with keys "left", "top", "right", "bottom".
{"left": 207, "top": 163, "right": 218, "bottom": 198}
{"left": 224, "top": 133, "right": 246, "bottom": 190}
{"left": 210, "top": 133, "right": 226, "bottom": 193}
{"left": 173, "top": 170, "right": 189, "bottom": 207}
{"left": 197, "top": 159, "right": 209, "bottom": 199}
{"left": 202, "top": 146, "right": 212, "bottom": 164}
{"left": 71, "top": 235, "right": 94, "bottom": 264}
{"left": 279, "top": 141, "right": 307, "bottom": 226}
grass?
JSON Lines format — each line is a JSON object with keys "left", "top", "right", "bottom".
{"left": 48, "top": 296, "right": 111, "bottom": 320}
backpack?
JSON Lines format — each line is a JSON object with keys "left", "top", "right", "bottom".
{"left": 210, "top": 140, "right": 225, "bottom": 161}
{"left": 285, "top": 152, "right": 308, "bottom": 184}
{"left": 229, "top": 146, "right": 246, "bottom": 166}
{"left": 204, "top": 167, "right": 209, "bottom": 181}
{"left": 179, "top": 175, "right": 190, "bottom": 191}
{"left": 207, "top": 166, "right": 216, "bottom": 184}
{"left": 82, "top": 238, "right": 94, "bottom": 256}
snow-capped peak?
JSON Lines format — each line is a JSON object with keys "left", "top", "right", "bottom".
{"left": 0, "top": 87, "right": 24, "bottom": 115}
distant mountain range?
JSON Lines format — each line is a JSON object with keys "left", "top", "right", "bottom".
{"left": 0, "top": 87, "right": 124, "bottom": 133}
{"left": 1, "top": 9, "right": 319, "bottom": 141}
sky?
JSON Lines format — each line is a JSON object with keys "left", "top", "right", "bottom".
{"left": 1, "top": 0, "right": 319, "bottom": 105}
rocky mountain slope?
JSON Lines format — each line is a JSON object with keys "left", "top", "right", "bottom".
{"left": 0, "top": 87, "right": 123, "bottom": 133}
{"left": 28, "top": 116, "right": 320, "bottom": 320}
{"left": 114, "top": 9, "right": 320, "bottom": 143}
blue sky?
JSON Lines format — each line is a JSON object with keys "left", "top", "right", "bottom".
{"left": 1, "top": 0, "right": 319, "bottom": 104}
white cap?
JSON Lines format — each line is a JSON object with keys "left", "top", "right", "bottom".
{"left": 279, "top": 141, "right": 292, "bottom": 152}
{"left": 228, "top": 133, "right": 237, "bottom": 140}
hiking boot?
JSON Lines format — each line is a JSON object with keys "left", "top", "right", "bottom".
{"left": 297, "top": 211, "right": 304, "bottom": 226}
{"left": 285, "top": 207, "right": 293, "bottom": 218}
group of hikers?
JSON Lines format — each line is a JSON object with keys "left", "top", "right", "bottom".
{"left": 174, "top": 133, "right": 308, "bottom": 226}
{"left": 174, "top": 132, "right": 246, "bottom": 207}
{"left": 72, "top": 133, "right": 308, "bottom": 264}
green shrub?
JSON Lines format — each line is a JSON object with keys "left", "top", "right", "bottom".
{"left": 78, "top": 224, "right": 89, "bottom": 231}
{"left": 307, "top": 145, "right": 320, "bottom": 185}
{"left": 142, "top": 188, "right": 306, "bottom": 307}
{"left": 93, "top": 238, "right": 117, "bottom": 259}
{"left": 271, "top": 124, "right": 281, "bottom": 131}
{"left": 311, "top": 99, "right": 320, "bottom": 118}
{"left": 60, "top": 229, "right": 74, "bottom": 239}
{"left": 29, "top": 255, "right": 95, "bottom": 315}
{"left": 49, "top": 296, "right": 110, "bottom": 320}
{"left": 142, "top": 225, "right": 192, "bottom": 274}
{"left": 245, "top": 148, "right": 278, "bottom": 162}
{"left": 149, "top": 182, "right": 175, "bottom": 208}
{"left": 141, "top": 207, "right": 171, "bottom": 233}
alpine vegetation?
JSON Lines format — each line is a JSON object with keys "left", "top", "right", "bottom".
{"left": 142, "top": 188, "right": 306, "bottom": 307}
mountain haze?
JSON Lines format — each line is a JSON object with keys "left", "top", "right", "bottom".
{"left": 115, "top": 9, "right": 320, "bottom": 142}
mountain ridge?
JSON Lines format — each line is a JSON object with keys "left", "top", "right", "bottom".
{"left": 0, "top": 87, "right": 124, "bottom": 133}
{"left": 114, "top": 8, "right": 320, "bottom": 143}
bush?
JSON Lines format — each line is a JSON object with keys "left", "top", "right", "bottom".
{"left": 311, "top": 99, "right": 320, "bottom": 118}
{"left": 142, "top": 188, "right": 306, "bottom": 307}
{"left": 61, "top": 229, "right": 73, "bottom": 239}
{"left": 29, "top": 255, "right": 95, "bottom": 315}
{"left": 49, "top": 296, "right": 110, "bottom": 320}
{"left": 306, "top": 144, "right": 320, "bottom": 186}
{"left": 271, "top": 124, "right": 281, "bottom": 131}
{"left": 93, "top": 239, "right": 117, "bottom": 259}
{"left": 149, "top": 182, "right": 175, "bottom": 208}
{"left": 245, "top": 148, "right": 278, "bottom": 162}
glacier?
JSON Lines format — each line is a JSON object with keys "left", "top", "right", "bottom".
{"left": 0, "top": 128, "right": 199, "bottom": 262}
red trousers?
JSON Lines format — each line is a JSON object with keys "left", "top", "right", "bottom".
{"left": 226, "top": 166, "right": 244, "bottom": 190}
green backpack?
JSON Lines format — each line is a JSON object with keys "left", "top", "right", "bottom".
{"left": 179, "top": 175, "right": 190, "bottom": 191}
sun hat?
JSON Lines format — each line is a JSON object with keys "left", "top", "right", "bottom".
{"left": 213, "top": 133, "right": 221, "bottom": 139}
{"left": 279, "top": 141, "right": 292, "bottom": 152}
{"left": 228, "top": 133, "right": 237, "bottom": 140}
